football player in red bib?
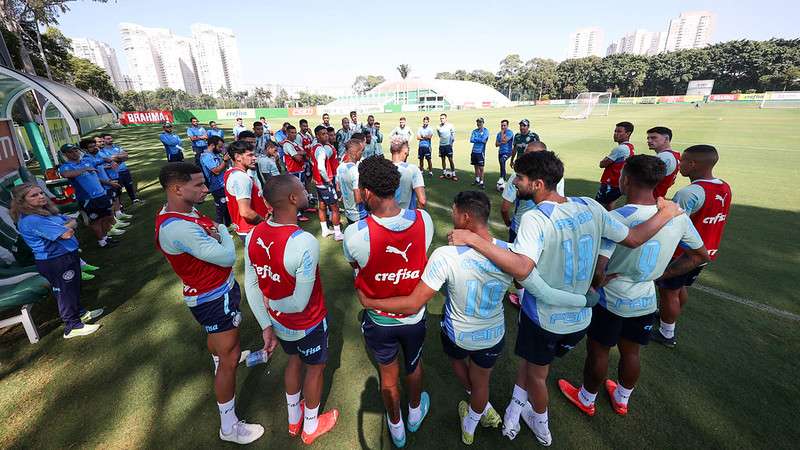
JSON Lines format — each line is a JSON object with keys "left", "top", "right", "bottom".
{"left": 155, "top": 162, "right": 264, "bottom": 445}
{"left": 343, "top": 157, "right": 435, "bottom": 447}
{"left": 244, "top": 174, "right": 339, "bottom": 444}
{"left": 654, "top": 145, "right": 732, "bottom": 348}
{"left": 596, "top": 122, "right": 635, "bottom": 210}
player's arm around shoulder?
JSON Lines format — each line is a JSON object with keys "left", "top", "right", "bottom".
{"left": 358, "top": 246, "right": 446, "bottom": 314}
{"left": 243, "top": 232, "right": 273, "bottom": 330}
{"left": 451, "top": 225, "right": 534, "bottom": 280}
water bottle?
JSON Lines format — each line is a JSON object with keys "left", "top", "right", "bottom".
{"left": 246, "top": 350, "right": 269, "bottom": 367}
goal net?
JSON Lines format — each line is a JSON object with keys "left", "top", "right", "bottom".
{"left": 560, "top": 92, "right": 612, "bottom": 119}
{"left": 759, "top": 91, "right": 800, "bottom": 109}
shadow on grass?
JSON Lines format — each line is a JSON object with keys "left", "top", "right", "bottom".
{"left": 1, "top": 127, "right": 798, "bottom": 448}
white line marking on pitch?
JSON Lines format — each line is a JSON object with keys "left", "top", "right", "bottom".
{"left": 426, "top": 200, "right": 800, "bottom": 322}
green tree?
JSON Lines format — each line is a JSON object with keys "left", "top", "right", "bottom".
{"left": 352, "top": 75, "right": 385, "bottom": 94}
{"left": 396, "top": 64, "right": 410, "bottom": 79}
{"left": 68, "top": 56, "right": 118, "bottom": 101}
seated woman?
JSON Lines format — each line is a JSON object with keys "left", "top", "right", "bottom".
{"left": 10, "top": 182, "right": 104, "bottom": 339}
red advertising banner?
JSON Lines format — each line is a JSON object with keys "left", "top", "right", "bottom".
{"left": 658, "top": 96, "right": 685, "bottom": 104}
{"left": 709, "top": 94, "right": 738, "bottom": 102}
{"left": 0, "top": 120, "right": 21, "bottom": 180}
{"left": 288, "top": 107, "right": 316, "bottom": 117}
{"left": 481, "top": 101, "right": 493, "bottom": 108}
{"left": 120, "top": 110, "right": 174, "bottom": 125}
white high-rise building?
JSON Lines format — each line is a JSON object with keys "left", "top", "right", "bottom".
{"left": 119, "top": 23, "right": 161, "bottom": 91}
{"left": 119, "top": 23, "right": 201, "bottom": 94}
{"left": 608, "top": 30, "right": 668, "bottom": 56}
{"left": 191, "top": 24, "right": 243, "bottom": 96}
{"left": 567, "top": 27, "right": 604, "bottom": 59}
{"left": 71, "top": 38, "right": 127, "bottom": 91}
{"left": 664, "top": 11, "right": 715, "bottom": 52}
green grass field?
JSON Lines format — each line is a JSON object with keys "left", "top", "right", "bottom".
{"left": 1, "top": 104, "right": 798, "bottom": 449}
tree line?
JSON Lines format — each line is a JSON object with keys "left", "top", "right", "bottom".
{"left": 435, "top": 39, "right": 800, "bottom": 100}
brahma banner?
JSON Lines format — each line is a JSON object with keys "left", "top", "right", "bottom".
{"left": 120, "top": 110, "right": 174, "bottom": 125}
{"left": 288, "top": 107, "right": 316, "bottom": 116}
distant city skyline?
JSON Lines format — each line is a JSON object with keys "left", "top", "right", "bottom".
{"left": 57, "top": 0, "right": 799, "bottom": 92}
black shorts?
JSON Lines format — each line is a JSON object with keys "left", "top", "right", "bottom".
{"left": 278, "top": 317, "right": 329, "bottom": 365}
{"left": 439, "top": 145, "right": 453, "bottom": 158}
{"left": 81, "top": 195, "right": 112, "bottom": 220}
{"left": 595, "top": 184, "right": 623, "bottom": 204}
{"left": 361, "top": 312, "right": 426, "bottom": 374}
{"left": 514, "top": 311, "right": 587, "bottom": 366}
{"left": 189, "top": 282, "right": 242, "bottom": 334}
{"left": 167, "top": 152, "right": 184, "bottom": 162}
{"left": 440, "top": 329, "right": 504, "bottom": 369}
{"left": 105, "top": 187, "right": 117, "bottom": 200}
{"left": 117, "top": 169, "right": 133, "bottom": 186}
{"left": 418, "top": 146, "right": 432, "bottom": 159}
{"left": 316, "top": 184, "right": 338, "bottom": 206}
{"left": 470, "top": 152, "right": 485, "bottom": 167}
{"left": 587, "top": 305, "right": 656, "bottom": 347}
{"left": 656, "top": 262, "right": 707, "bottom": 290}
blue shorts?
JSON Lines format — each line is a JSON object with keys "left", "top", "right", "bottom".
{"left": 595, "top": 184, "right": 623, "bottom": 205}
{"left": 514, "top": 310, "right": 587, "bottom": 366}
{"left": 418, "top": 146, "right": 432, "bottom": 159}
{"left": 440, "top": 329, "right": 504, "bottom": 369}
{"left": 470, "top": 152, "right": 485, "bottom": 167}
{"left": 189, "top": 282, "right": 242, "bottom": 334}
{"left": 587, "top": 305, "right": 655, "bottom": 347}
{"left": 278, "top": 317, "right": 329, "bottom": 365}
{"left": 439, "top": 145, "right": 453, "bottom": 158}
{"left": 316, "top": 184, "right": 338, "bottom": 206}
{"left": 81, "top": 195, "right": 112, "bottom": 220}
{"left": 361, "top": 312, "right": 426, "bottom": 374}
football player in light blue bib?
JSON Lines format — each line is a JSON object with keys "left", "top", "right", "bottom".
{"left": 358, "top": 191, "right": 509, "bottom": 445}
{"left": 449, "top": 151, "right": 684, "bottom": 446}
{"left": 557, "top": 155, "right": 709, "bottom": 418}
{"left": 336, "top": 139, "right": 366, "bottom": 223}
{"left": 390, "top": 140, "right": 426, "bottom": 210}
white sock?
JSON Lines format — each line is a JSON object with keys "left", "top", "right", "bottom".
{"left": 333, "top": 225, "right": 342, "bottom": 234}
{"left": 531, "top": 408, "right": 549, "bottom": 436}
{"left": 408, "top": 402, "right": 422, "bottom": 424}
{"left": 388, "top": 415, "right": 405, "bottom": 440}
{"left": 660, "top": 320, "right": 676, "bottom": 339}
{"left": 463, "top": 406, "right": 482, "bottom": 434}
{"left": 286, "top": 391, "right": 302, "bottom": 425}
{"left": 218, "top": 396, "right": 238, "bottom": 434}
{"left": 483, "top": 401, "right": 494, "bottom": 414}
{"left": 507, "top": 384, "right": 527, "bottom": 422}
{"left": 517, "top": 288, "right": 525, "bottom": 299}
{"left": 578, "top": 385, "right": 597, "bottom": 406}
{"left": 303, "top": 404, "right": 319, "bottom": 434}
{"left": 98, "top": 237, "right": 108, "bottom": 247}
{"left": 320, "top": 222, "right": 330, "bottom": 233}
{"left": 614, "top": 383, "right": 634, "bottom": 405}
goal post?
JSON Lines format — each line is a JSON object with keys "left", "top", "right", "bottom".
{"left": 560, "top": 92, "right": 612, "bottom": 119}
{"left": 759, "top": 91, "right": 800, "bottom": 109}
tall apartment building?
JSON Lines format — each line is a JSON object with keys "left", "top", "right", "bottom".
{"left": 607, "top": 30, "right": 668, "bottom": 56}
{"left": 118, "top": 23, "right": 201, "bottom": 94}
{"left": 567, "top": 27, "right": 605, "bottom": 59}
{"left": 70, "top": 38, "right": 127, "bottom": 91}
{"left": 190, "top": 24, "right": 243, "bottom": 95}
{"left": 664, "top": 11, "right": 715, "bottom": 51}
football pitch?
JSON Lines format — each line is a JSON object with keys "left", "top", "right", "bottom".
{"left": 1, "top": 104, "right": 798, "bottom": 449}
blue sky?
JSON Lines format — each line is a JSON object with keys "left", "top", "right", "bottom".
{"left": 56, "top": 0, "right": 799, "bottom": 89}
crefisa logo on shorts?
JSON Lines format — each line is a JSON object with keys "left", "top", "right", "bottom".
{"left": 62, "top": 270, "right": 75, "bottom": 281}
